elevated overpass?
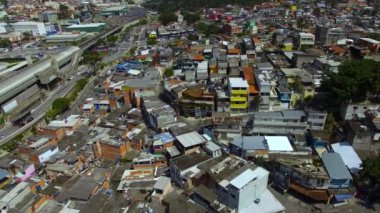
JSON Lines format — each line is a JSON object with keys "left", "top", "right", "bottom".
{"left": 0, "top": 46, "right": 81, "bottom": 105}
{"left": 0, "top": 17, "right": 145, "bottom": 109}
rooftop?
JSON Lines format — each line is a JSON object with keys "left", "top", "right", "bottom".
{"left": 321, "top": 152, "right": 353, "bottom": 180}
{"left": 265, "top": 136, "right": 293, "bottom": 152}
{"left": 360, "top": 37, "right": 380, "bottom": 44}
{"left": 229, "top": 77, "right": 249, "bottom": 88}
{"left": 102, "top": 6, "right": 128, "bottom": 12}
{"left": 66, "top": 23, "right": 106, "bottom": 29}
{"left": 204, "top": 155, "right": 256, "bottom": 184}
{"left": 231, "top": 136, "right": 268, "bottom": 150}
{"left": 176, "top": 131, "right": 206, "bottom": 148}
{"left": 153, "top": 176, "right": 171, "bottom": 191}
{"left": 270, "top": 153, "right": 329, "bottom": 179}
{"left": 171, "top": 150, "right": 211, "bottom": 171}
{"left": 240, "top": 189, "right": 285, "bottom": 213}
{"left": 230, "top": 167, "right": 268, "bottom": 189}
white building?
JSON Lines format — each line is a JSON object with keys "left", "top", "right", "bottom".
{"left": 196, "top": 61, "right": 208, "bottom": 80}
{"left": 217, "top": 167, "right": 285, "bottom": 213}
{"left": 299, "top": 32, "right": 315, "bottom": 47}
{"left": 0, "top": 22, "right": 47, "bottom": 36}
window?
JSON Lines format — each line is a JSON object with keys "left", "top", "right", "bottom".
{"left": 231, "top": 194, "right": 236, "bottom": 199}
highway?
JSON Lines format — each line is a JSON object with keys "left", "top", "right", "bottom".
{"left": 0, "top": 12, "right": 148, "bottom": 145}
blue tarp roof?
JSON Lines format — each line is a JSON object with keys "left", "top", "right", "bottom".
{"left": 116, "top": 61, "right": 141, "bottom": 71}
{"left": 154, "top": 132, "right": 175, "bottom": 144}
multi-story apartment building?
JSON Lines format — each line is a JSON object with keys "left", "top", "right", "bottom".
{"left": 228, "top": 78, "right": 249, "bottom": 114}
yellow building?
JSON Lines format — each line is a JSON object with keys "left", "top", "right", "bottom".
{"left": 290, "top": 92, "right": 301, "bottom": 108}
{"left": 229, "top": 78, "right": 249, "bottom": 113}
{"left": 282, "top": 40, "right": 293, "bottom": 51}
{"left": 301, "top": 85, "right": 315, "bottom": 100}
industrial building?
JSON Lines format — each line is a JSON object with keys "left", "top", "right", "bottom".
{"left": 45, "top": 33, "right": 87, "bottom": 43}
{"left": 65, "top": 23, "right": 106, "bottom": 33}
{"left": 0, "top": 47, "right": 81, "bottom": 120}
{"left": 0, "top": 22, "right": 47, "bottom": 36}
{"left": 101, "top": 6, "right": 128, "bottom": 17}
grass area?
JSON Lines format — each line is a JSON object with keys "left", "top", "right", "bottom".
{"left": 0, "top": 114, "right": 4, "bottom": 126}
{"left": 0, "top": 58, "right": 25, "bottom": 63}
{"left": 1, "top": 134, "right": 22, "bottom": 152}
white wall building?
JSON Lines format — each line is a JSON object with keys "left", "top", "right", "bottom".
{"left": 0, "top": 22, "right": 47, "bottom": 36}
{"left": 217, "top": 167, "right": 285, "bottom": 213}
{"left": 299, "top": 32, "right": 315, "bottom": 46}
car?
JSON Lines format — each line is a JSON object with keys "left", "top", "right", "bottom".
{"left": 0, "top": 134, "right": 5, "bottom": 139}
{"left": 26, "top": 117, "right": 34, "bottom": 123}
{"left": 68, "top": 76, "right": 74, "bottom": 80}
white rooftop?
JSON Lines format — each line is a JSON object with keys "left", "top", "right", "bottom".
{"left": 82, "top": 104, "right": 94, "bottom": 110}
{"left": 66, "top": 23, "right": 105, "bottom": 28}
{"left": 229, "top": 169, "right": 256, "bottom": 189}
{"left": 176, "top": 131, "right": 206, "bottom": 148}
{"left": 127, "top": 69, "right": 141, "bottom": 76}
{"left": 240, "top": 189, "right": 286, "bottom": 213}
{"left": 299, "top": 32, "right": 315, "bottom": 37}
{"left": 229, "top": 77, "right": 249, "bottom": 88}
{"left": 331, "top": 142, "right": 362, "bottom": 174}
{"left": 360, "top": 37, "right": 380, "bottom": 44}
{"left": 265, "top": 136, "right": 293, "bottom": 152}
{"left": 29, "top": 138, "right": 49, "bottom": 149}
{"left": 49, "top": 115, "right": 80, "bottom": 128}
{"left": 197, "top": 61, "right": 208, "bottom": 71}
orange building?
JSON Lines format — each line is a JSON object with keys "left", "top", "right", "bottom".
{"left": 243, "top": 67, "right": 259, "bottom": 97}
{"left": 93, "top": 140, "right": 130, "bottom": 160}
{"left": 28, "top": 195, "right": 49, "bottom": 213}
{"left": 37, "top": 126, "right": 65, "bottom": 140}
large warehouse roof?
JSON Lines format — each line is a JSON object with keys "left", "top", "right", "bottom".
{"left": 0, "top": 46, "right": 80, "bottom": 104}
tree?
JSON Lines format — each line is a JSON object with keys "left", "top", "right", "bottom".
{"left": 313, "top": 8, "right": 321, "bottom": 16}
{"left": 81, "top": 51, "right": 102, "bottom": 69}
{"left": 96, "top": 38, "right": 106, "bottom": 46}
{"left": 368, "top": 33, "right": 380, "bottom": 41}
{"left": 163, "top": 68, "right": 174, "bottom": 77}
{"left": 58, "top": 4, "right": 71, "bottom": 19}
{"left": 188, "top": 34, "right": 198, "bottom": 41}
{"left": 22, "top": 32, "right": 32, "bottom": 41}
{"left": 147, "top": 38, "right": 157, "bottom": 46}
{"left": 106, "top": 35, "right": 119, "bottom": 43}
{"left": 183, "top": 12, "right": 200, "bottom": 24}
{"left": 159, "top": 12, "right": 178, "bottom": 25}
{"left": 52, "top": 97, "right": 70, "bottom": 113}
{"left": 320, "top": 59, "right": 380, "bottom": 105}
{"left": 361, "top": 156, "right": 380, "bottom": 184}
{"left": 138, "top": 19, "right": 148, "bottom": 25}
{"left": 0, "top": 38, "right": 11, "bottom": 49}
{"left": 196, "top": 22, "right": 220, "bottom": 37}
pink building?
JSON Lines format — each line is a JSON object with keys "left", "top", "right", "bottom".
{"left": 15, "top": 164, "right": 35, "bottom": 182}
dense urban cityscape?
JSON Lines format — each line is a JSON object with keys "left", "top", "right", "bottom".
{"left": 0, "top": 0, "right": 379, "bottom": 212}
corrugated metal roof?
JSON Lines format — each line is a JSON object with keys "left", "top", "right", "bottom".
{"left": 321, "top": 152, "right": 353, "bottom": 180}
{"left": 231, "top": 136, "right": 267, "bottom": 150}
{"left": 176, "top": 131, "right": 206, "bottom": 148}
